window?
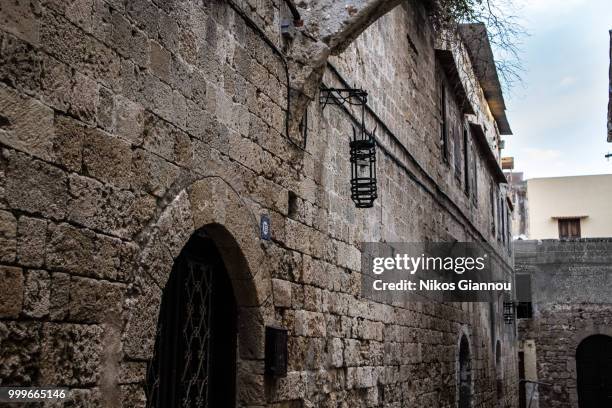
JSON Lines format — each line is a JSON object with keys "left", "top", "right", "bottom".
{"left": 439, "top": 81, "right": 449, "bottom": 162}
{"left": 496, "top": 194, "right": 502, "bottom": 242}
{"left": 472, "top": 147, "right": 478, "bottom": 204}
{"left": 454, "top": 126, "right": 462, "bottom": 178}
{"left": 490, "top": 183, "right": 496, "bottom": 235}
{"left": 516, "top": 274, "right": 533, "bottom": 319}
{"left": 558, "top": 218, "right": 581, "bottom": 239}
{"left": 463, "top": 126, "right": 470, "bottom": 194}
{"left": 501, "top": 202, "right": 506, "bottom": 245}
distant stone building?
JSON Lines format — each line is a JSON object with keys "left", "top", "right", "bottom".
{"left": 515, "top": 239, "right": 612, "bottom": 408}
{"left": 0, "top": 1, "right": 517, "bottom": 407}
{"left": 506, "top": 172, "right": 528, "bottom": 239}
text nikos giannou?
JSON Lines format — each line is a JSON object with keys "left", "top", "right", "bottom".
{"left": 370, "top": 253, "right": 511, "bottom": 291}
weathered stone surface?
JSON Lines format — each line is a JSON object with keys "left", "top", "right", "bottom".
{"left": 40, "top": 323, "right": 104, "bottom": 386}
{"left": 0, "top": 0, "right": 41, "bottom": 45}
{"left": 68, "top": 277, "right": 124, "bottom": 323}
{"left": 121, "top": 278, "right": 161, "bottom": 360}
{"left": 272, "top": 278, "right": 292, "bottom": 308}
{"left": 517, "top": 239, "right": 612, "bottom": 408}
{"left": 115, "top": 94, "right": 145, "bottom": 144}
{"left": 23, "top": 270, "right": 50, "bottom": 318}
{"left": 131, "top": 148, "right": 179, "bottom": 197}
{"left": 82, "top": 128, "right": 132, "bottom": 188}
{"left": 0, "top": 266, "right": 23, "bottom": 318}
{"left": 4, "top": 149, "right": 68, "bottom": 219}
{"left": 0, "top": 0, "right": 518, "bottom": 406}
{"left": 49, "top": 272, "right": 70, "bottom": 321}
{"left": 53, "top": 114, "right": 84, "bottom": 172}
{"left": 0, "top": 321, "right": 41, "bottom": 385}
{"left": 0, "top": 209, "right": 16, "bottom": 263}
{"left": 0, "top": 84, "right": 54, "bottom": 160}
{"left": 16, "top": 215, "right": 46, "bottom": 267}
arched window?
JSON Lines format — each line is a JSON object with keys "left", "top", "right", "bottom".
{"left": 459, "top": 335, "right": 472, "bottom": 408}
{"left": 146, "top": 233, "right": 237, "bottom": 407}
{"left": 576, "top": 335, "right": 612, "bottom": 408}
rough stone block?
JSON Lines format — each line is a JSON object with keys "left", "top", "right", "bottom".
{"left": 272, "top": 278, "right": 292, "bottom": 308}
{"left": 4, "top": 149, "right": 68, "bottom": 219}
{"left": 122, "top": 280, "right": 161, "bottom": 360}
{"left": 0, "top": 266, "right": 24, "bottom": 318}
{"left": 131, "top": 148, "right": 179, "bottom": 197}
{"left": 149, "top": 40, "right": 170, "bottom": 82}
{"left": 68, "top": 277, "right": 124, "bottom": 323}
{"left": 0, "top": 33, "right": 43, "bottom": 94}
{"left": 82, "top": 128, "right": 132, "bottom": 188}
{"left": 40, "top": 323, "right": 104, "bottom": 386}
{"left": 49, "top": 272, "right": 70, "bottom": 321}
{"left": 0, "top": 321, "right": 41, "bottom": 385}
{"left": 0, "top": 0, "right": 41, "bottom": 45}
{"left": 41, "top": 55, "right": 71, "bottom": 111}
{"left": 111, "top": 10, "right": 149, "bottom": 67}
{"left": 115, "top": 94, "right": 144, "bottom": 144}
{"left": 69, "top": 72, "right": 99, "bottom": 124}
{"left": 0, "top": 84, "right": 54, "bottom": 161}
{"left": 238, "top": 307, "right": 265, "bottom": 360}
{"left": 16, "top": 216, "right": 45, "bottom": 267}
{"left": 294, "top": 310, "right": 326, "bottom": 337}
{"left": 23, "top": 269, "right": 50, "bottom": 318}
{"left": 0, "top": 209, "right": 17, "bottom": 263}
{"left": 46, "top": 222, "right": 95, "bottom": 275}
{"left": 53, "top": 114, "right": 84, "bottom": 172}
{"left": 119, "top": 361, "right": 147, "bottom": 385}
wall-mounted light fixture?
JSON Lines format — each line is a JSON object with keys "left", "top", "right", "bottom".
{"left": 320, "top": 87, "right": 378, "bottom": 208}
{"left": 503, "top": 301, "right": 515, "bottom": 324}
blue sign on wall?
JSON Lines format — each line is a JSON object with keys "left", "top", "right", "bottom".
{"left": 260, "top": 214, "right": 271, "bottom": 240}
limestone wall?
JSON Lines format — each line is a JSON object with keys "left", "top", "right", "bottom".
{"left": 0, "top": 0, "right": 516, "bottom": 407}
{"left": 516, "top": 239, "right": 612, "bottom": 408}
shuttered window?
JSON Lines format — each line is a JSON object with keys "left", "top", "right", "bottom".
{"left": 558, "top": 218, "right": 581, "bottom": 239}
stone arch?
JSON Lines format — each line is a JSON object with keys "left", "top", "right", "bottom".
{"left": 122, "top": 176, "right": 273, "bottom": 406}
{"left": 456, "top": 328, "right": 473, "bottom": 408}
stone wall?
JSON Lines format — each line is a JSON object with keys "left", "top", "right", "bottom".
{"left": 0, "top": 0, "right": 517, "bottom": 407}
{"left": 516, "top": 239, "right": 612, "bottom": 408}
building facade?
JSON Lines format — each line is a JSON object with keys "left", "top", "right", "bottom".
{"left": 515, "top": 239, "right": 612, "bottom": 408}
{"left": 0, "top": 1, "right": 517, "bottom": 407}
{"left": 525, "top": 174, "right": 612, "bottom": 240}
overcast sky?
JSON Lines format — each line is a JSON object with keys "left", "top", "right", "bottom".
{"left": 501, "top": 0, "right": 612, "bottom": 179}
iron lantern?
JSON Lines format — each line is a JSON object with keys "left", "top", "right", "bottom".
{"left": 503, "top": 301, "right": 515, "bottom": 324}
{"left": 350, "top": 126, "right": 377, "bottom": 208}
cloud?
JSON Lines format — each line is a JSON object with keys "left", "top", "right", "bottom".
{"left": 559, "top": 76, "right": 577, "bottom": 87}
{"left": 517, "top": 0, "right": 586, "bottom": 14}
{"left": 522, "top": 147, "right": 562, "bottom": 160}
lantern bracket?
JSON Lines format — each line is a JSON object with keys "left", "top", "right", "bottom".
{"left": 320, "top": 87, "right": 368, "bottom": 110}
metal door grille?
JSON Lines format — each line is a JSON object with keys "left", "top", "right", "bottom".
{"left": 146, "top": 257, "right": 213, "bottom": 408}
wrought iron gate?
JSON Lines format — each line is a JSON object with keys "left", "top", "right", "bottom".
{"left": 146, "top": 235, "right": 237, "bottom": 408}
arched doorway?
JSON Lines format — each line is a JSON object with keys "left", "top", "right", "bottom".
{"left": 576, "top": 334, "right": 612, "bottom": 408}
{"left": 459, "top": 335, "right": 472, "bottom": 408}
{"left": 146, "top": 231, "right": 237, "bottom": 407}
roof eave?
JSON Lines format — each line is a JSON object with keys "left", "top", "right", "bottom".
{"left": 469, "top": 122, "right": 507, "bottom": 184}
{"left": 459, "top": 23, "right": 513, "bottom": 136}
